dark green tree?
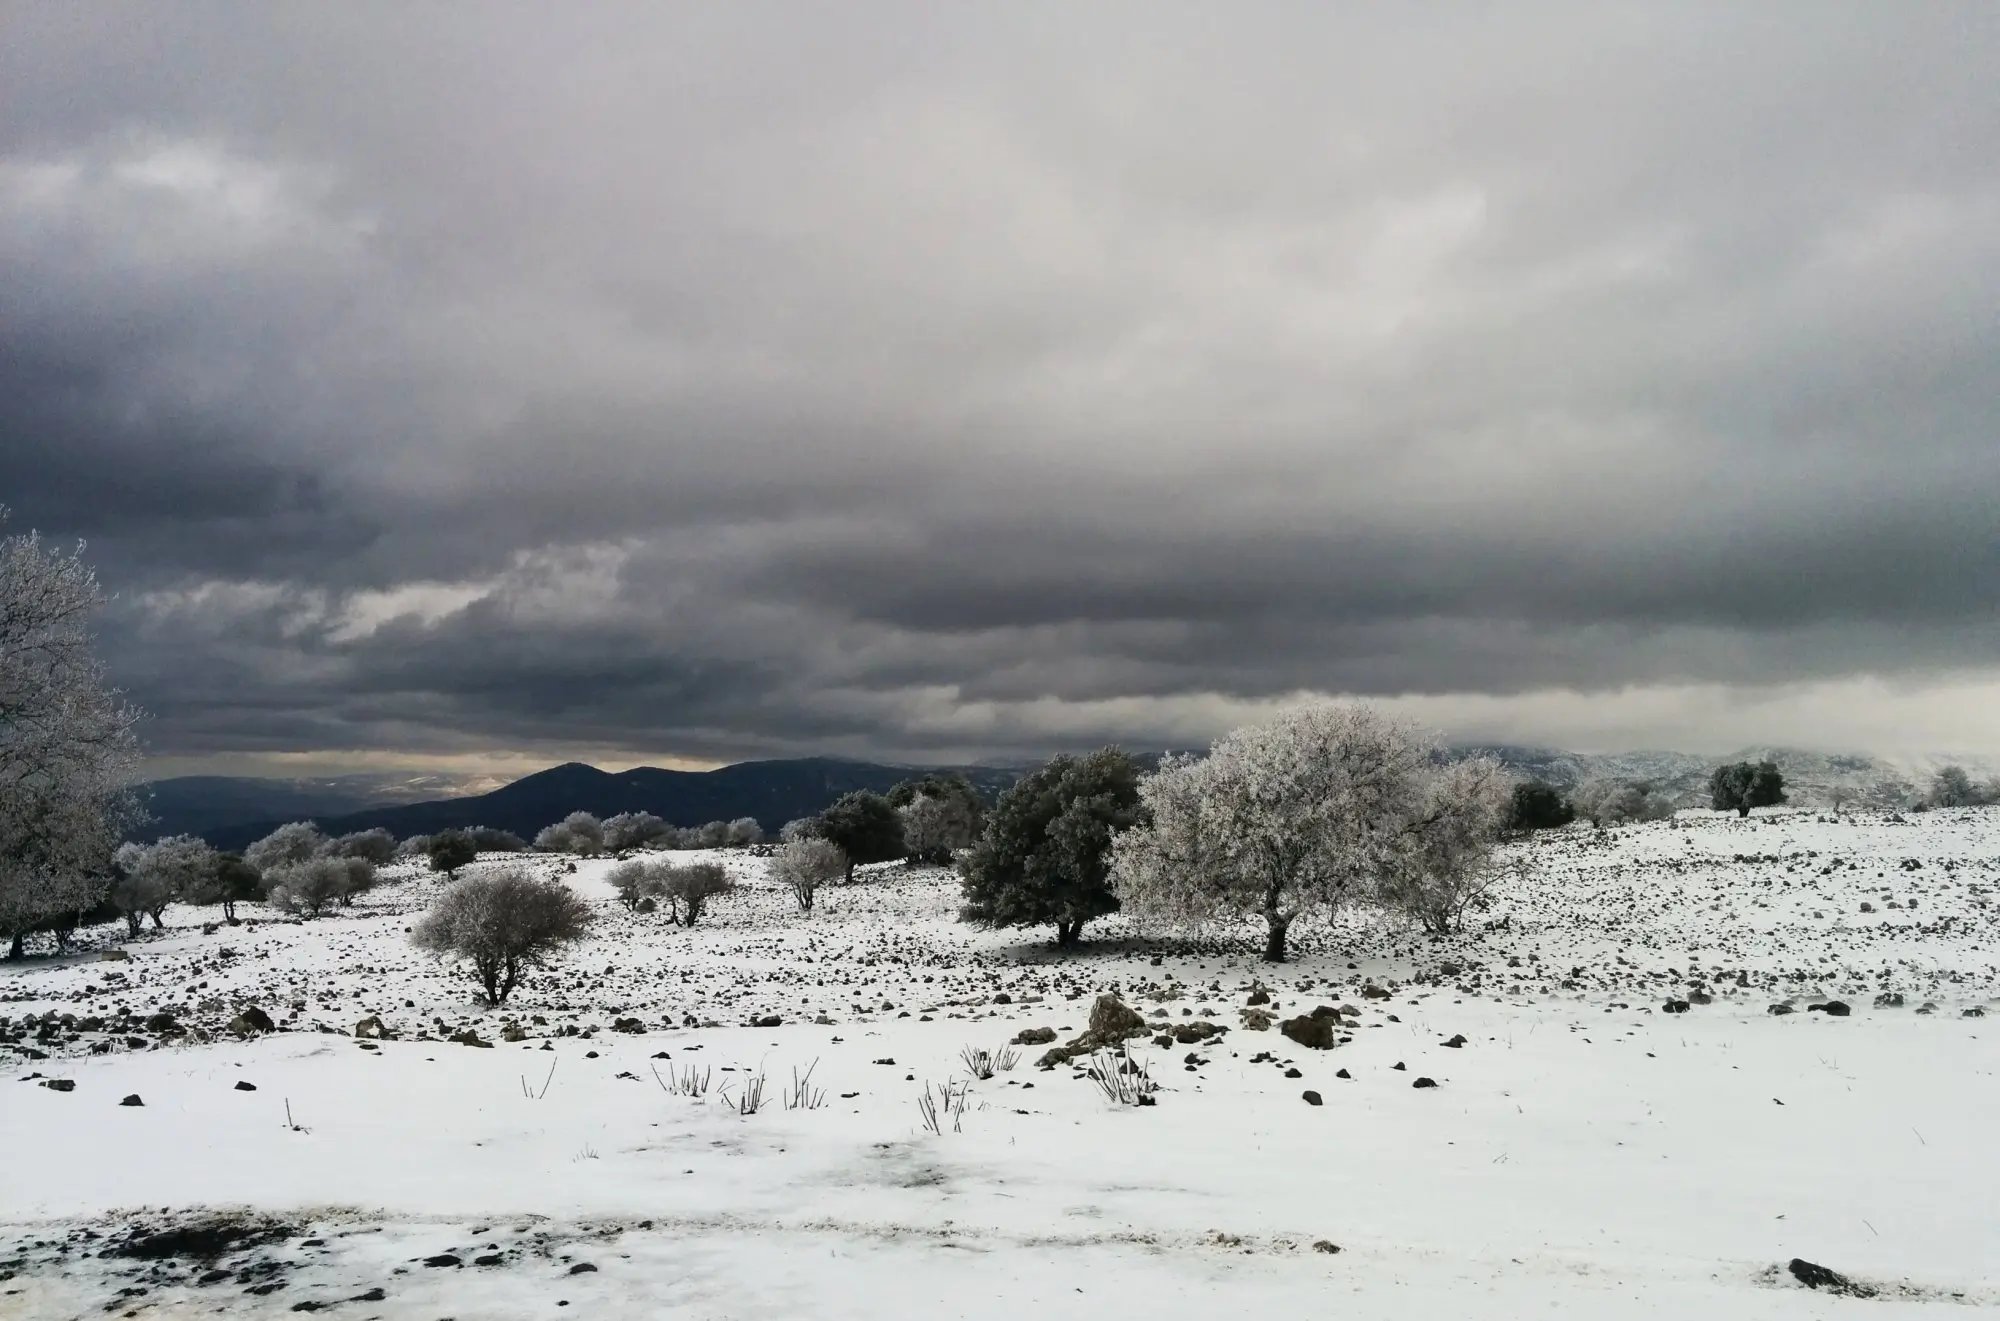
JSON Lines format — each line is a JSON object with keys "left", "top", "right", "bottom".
{"left": 958, "top": 747, "right": 1143, "bottom": 947}
{"left": 427, "top": 829, "right": 479, "bottom": 877}
{"left": 1507, "top": 781, "right": 1575, "bottom": 831}
{"left": 815, "top": 791, "right": 905, "bottom": 882}
{"left": 1709, "top": 760, "right": 1787, "bottom": 817}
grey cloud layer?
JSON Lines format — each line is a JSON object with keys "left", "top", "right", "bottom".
{"left": 4, "top": 5, "right": 1997, "bottom": 765}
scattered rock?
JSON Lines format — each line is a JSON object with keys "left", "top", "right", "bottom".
{"left": 354, "top": 1016, "right": 389, "bottom": 1039}
{"left": 40, "top": 1078, "right": 75, "bottom": 1092}
{"left": 567, "top": 1262, "right": 598, "bottom": 1274}
{"left": 1916, "top": 1002, "right": 1938, "bottom": 1015}
{"left": 1441, "top": 1034, "right": 1467, "bottom": 1048}
{"left": 1011, "top": 1027, "right": 1056, "bottom": 1045}
{"left": 1246, "top": 987, "right": 1271, "bottom": 1006}
{"left": 1391, "top": 1061, "right": 1407, "bottom": 1071}
{"left": 1873, "top": 992, "right": 1904, "bottom": 1008}
{"left": 1335, "top": 1068, "right": 1352, "bottom": 1079}
{"left": 751, "top": 1015, "right": 782, "bottom": 1028}
{"left": 1172, "top": 1020, "right": 1221, "bottom": 1044}
{"left": 1279, "top": 1014, "right": 1337, "bottom": 1050}
{"left": 449, "top": 1029, "right": 493, "bottom": 1048}
{"left": 228, "top": 1006, "right": 276, "bottom": 1036}
{"left": 235, "top": 1081, "right": 258, "bottom": 1091}
{"left": 1412, "top": 1077, "right": 1438, "bottom": 1089}
{"left": 348, "top": 1288, "right": 387, "bottom": 1302}
{"left": 1806, "top": 1001, "right": 1850, "bottom": 1017}
{"left": 422, "top": 1254, "right": 461, "bottom": 1268}
{"left": 474, "top": 1254, "right": 504, "bottom": 1266}
{"left": 1301, "top": 1090, "right": 1323, "bottom": 1106}
{"left": 1312, "top": 1240, "right": 1341, "bottom": 1254}
{"left": 120, "top": 1093, "right": 144, "bottom": 1107}
{"left": 1361, "top": 984, "right": 1392, "bottom": 1000}
{"left": 1962, "top": 1006, "right": 1987, "bottom": 1018}
{"left": 1283, "top": 1067, "right": 1302, "bottom": 1078}
{"left": 1768, "top": 1003, "right": 1795, "bottom": 1016}
{"left": 1788, "top": 1257, "right": 1874, "bottom": 1297}
{"left": 1238, "top": 1008, "right": 1275, "bottom": 1030}
{"left": 1088, "top": 995, "right": 1147, "bottom": 1038}
{"left": 1662, "top": 999, "right": 1690, "bottom": 1014}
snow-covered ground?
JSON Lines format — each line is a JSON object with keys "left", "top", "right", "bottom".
{"left": 3, "top": 808, "right": 1997, "bottom": 1318}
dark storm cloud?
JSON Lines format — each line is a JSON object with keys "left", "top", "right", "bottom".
{"left": 4, "top": 3, "right": 1999, "bottom": 767}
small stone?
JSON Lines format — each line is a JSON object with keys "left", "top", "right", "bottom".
{"left": 1441, "top": 1034, "right": 1467, "bottom": 1047}
{"left": 1279, "top": 1015, "right": 1337, "bottom": 1050}
{"left": 40, "top": 1078, "right": 75, "bottom": 1092}
{"left": 1335, "top": 1068, "right": 1352, "bottom": 1079}
{"left": 1662, "top": 999, "right": 1690, "bottom": 1014}
{"left": 119, "top": 1093, "right": 144, "bottom": 1107}
{"left": 422, "top": 1254, "right": 461, "bottom": 1268}
{"left": 1412, "top": 1076, "right": 1439, "bottom": 1089}
{"left": 1011, "top": 1027, "right": 1056, "bottom": 1045}
{"left": 1312, "top": 1240, "right": 1341, "bottom": 1254}
{"left": 1768, "top": 1003, "right": 1795, "bottom": 1016}
{"left": 1283, "top": 1067, "right": 1302, "bottom": 1078}
{"left": 474, "top": 1254, "right": 504, "bottom": 1266}
{"left": 235, "top": 1081, "right": 258, "bottom": 1091}
{"left": 347, "top": 1288, "right": 387, "bottom": 1302}
{"left": 1391, "top": 1061, "right": 1406, "bottom": 1071}
{"left": 1301, "top": 1090, "right": 1323, "bottom": 1106}
{"left": 567, "top": 1262, "right": 598, "bottom": 1274}
{"left": 1873, "top": 992, "right": 1904, "bottom": 1008}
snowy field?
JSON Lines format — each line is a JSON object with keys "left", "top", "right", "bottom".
{"left": 3, "top": 808, "right": 1997, "bottom": 1319}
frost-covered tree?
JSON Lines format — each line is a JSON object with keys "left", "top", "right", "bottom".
{"left": 769, "top": 837, "right": 844, "bottom": 914}
{"left": 0, "top": 520, "right": 144, "bottom": 958}
{"left": 887, "top": 774, "right": 986, "bottom": 841}
{"left": 606, "top": 857, "right": 670, "bottom": 911}
{"left": 899, "top": 791, "right": 980, "bottom": 865}
{"left": 659, "top": 862, "right": 734, "bottom": 926}
{"left": 263, "top": 856, "right": 362, "bottom": 918}
{"left": 1112, "top": 705, "right": 1431, "bottom": 962}
{"left": 1708, "top": 761, "right": 1785, "bottom": 818}
{"left": 724, "top": 817, "right": 764, "bottom": 847}
{"left": 411, "top": 867, "right": 593, "bottom": 1007}
{"left": 534, "top": 811, "right": 604, "bottom": 855}
{"left": 1376, "top": 757, "right": 1513, "bottom": 935}
{"left": 816, "top": 791, "right": 904, "bottom": 882}
{"left": 1574, "top": 778, "right": 1677, "bottom": 827}
{"left": 779, "top": 817, "right": 821, "bottom": 843}
{"left": 959, "top": 748, "right": 1143, "bottom": 947}
{"left": 244, "top": 821, "right": 328, "bottom": 873}
{"left": 1929, "top": 765, "right": 1978, "bottom": 808}
{"left": 602, "top": 811, "right": 674, "bottom": 852}
{"left": 328, "top": 828, "right": 397, "bottom": 864}
{"left": 109, "top": 835, "right": 217, "bottom": 935}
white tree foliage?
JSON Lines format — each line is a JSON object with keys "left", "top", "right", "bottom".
{"left": 109, "top": 834, "right": 218, "bottom": 936}
{"left": 244, "top": 820, "right": 328, "bottom": 873}
{"left": 769, "top": 837, "right": 845, "bottom": 914}
{"left": 1374, "top": 756, "right": 1513, "bottom": 935}
{"left": 898, "top": 792, "right": 976, "bottom": 864}
{"left": 1112, "top": 703, "right": 1436, "bottom": 962}
{"left": 0, "top": 522, "right": 144, "bottom": 957}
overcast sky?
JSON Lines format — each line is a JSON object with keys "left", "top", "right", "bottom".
{"left": 4, "top": 4, "right": 1998, "bottom": 777}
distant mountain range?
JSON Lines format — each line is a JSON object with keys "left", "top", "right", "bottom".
{"left": 158, "top": 758, "right": 1030, "bottom": 852}
{"left": 143, "top": 745, "right": 1996, "bottom": 852}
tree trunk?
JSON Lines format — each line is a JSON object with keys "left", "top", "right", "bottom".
{"left": 125, "top": 911, "right": 142, "bottom": 938}
{"left": 1262, "top": 913, "right": 1291, "bottom": 962}
{"left": 5, "top": 932, "right": 21, "bottom": 961}
{"left": 1055, "top": 919, "right": 1081, "bottom": 947}
{"left": 1261, "top": 876, "right": 1291, "bottom": 962}
{"left": 1736, "top": 806, "right": 1749, "bottom": 818}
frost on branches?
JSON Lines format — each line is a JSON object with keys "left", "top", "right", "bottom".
{"left": 0, "top": 520, "right": 144, "bottom": 958}
{"left": 1112, "top": 704, "right": 1509, "bottom": 960}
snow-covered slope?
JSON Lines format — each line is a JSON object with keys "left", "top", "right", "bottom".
{"left": 3, "top": 809, "right": 1997, "bottom": 1317}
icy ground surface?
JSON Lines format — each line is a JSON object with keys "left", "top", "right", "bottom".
{"left": 2, "top": 809, "right": 1997, "bottom": 1318}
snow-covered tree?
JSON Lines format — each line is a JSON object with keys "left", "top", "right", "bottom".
{"left": 1376, "top": 757, "right": 1513, "bottom": 935}
{"left": 244, "top": 821, "right": 328, "bottom": 873}
{"left": 659, "top": 862, "right": 734, "bottom": 926}
{"left": 534, "top": 811, "right": 603, "bottom": 855}
{"left": 1111, "top": 704, "right": 1432, "bottom": 962}
{"left": 1930, "top": 765, "right": 1979, "bottom": 808}
{"left": 899, "top": 791, "right": 979, "bottom": 865}
{"left": 1573, "top": 778, "right": 1677, "bottom": 827}
{"left": 184, "top": 852, "right": 262, "bottom": 922}
{"left": 109, "top": 834, "right": 217, "bottom": 936}
{"left": 606, "top": 857, "right": 670, "bottom": 911}
{"left": 769, "top": 837, "right": 844, "bottom": 914}
{"left": 724, "top": 816, "right": 764, "bottom": 847}
{"left": 602, "top": 811, "right": 674, "bottom": 852}
{"left": 327, "top": 827, "right": 397, "bottom": 864}
{"left": 263, "top": 856, "right": 364, "bottom": 918}
{"left": 0, "top": 521, "right": 144, "bottom": 958}
{"left": 411, "top": 867, "right": 594, "bottom": 1007}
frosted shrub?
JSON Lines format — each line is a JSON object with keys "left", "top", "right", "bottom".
{"left": 244, "top": 821, "right": 328, "bottom": 873}
{"left": 1112, "top": 704, "right": 1432, "bottom": 962}
{"left": 1376, "top": 757, "right": 1512, "bottom": 935}
{"left": 660, "top": 863, "right": 734, "bottom": 927}
{"left": 264, "top": 857, "right": 356, "bottom": 918}
{"left": 410, "top": 867, "right": 593, "bottom": 1007}
{"left": 769, "top": 838, "right": 845, "bottom": 914}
